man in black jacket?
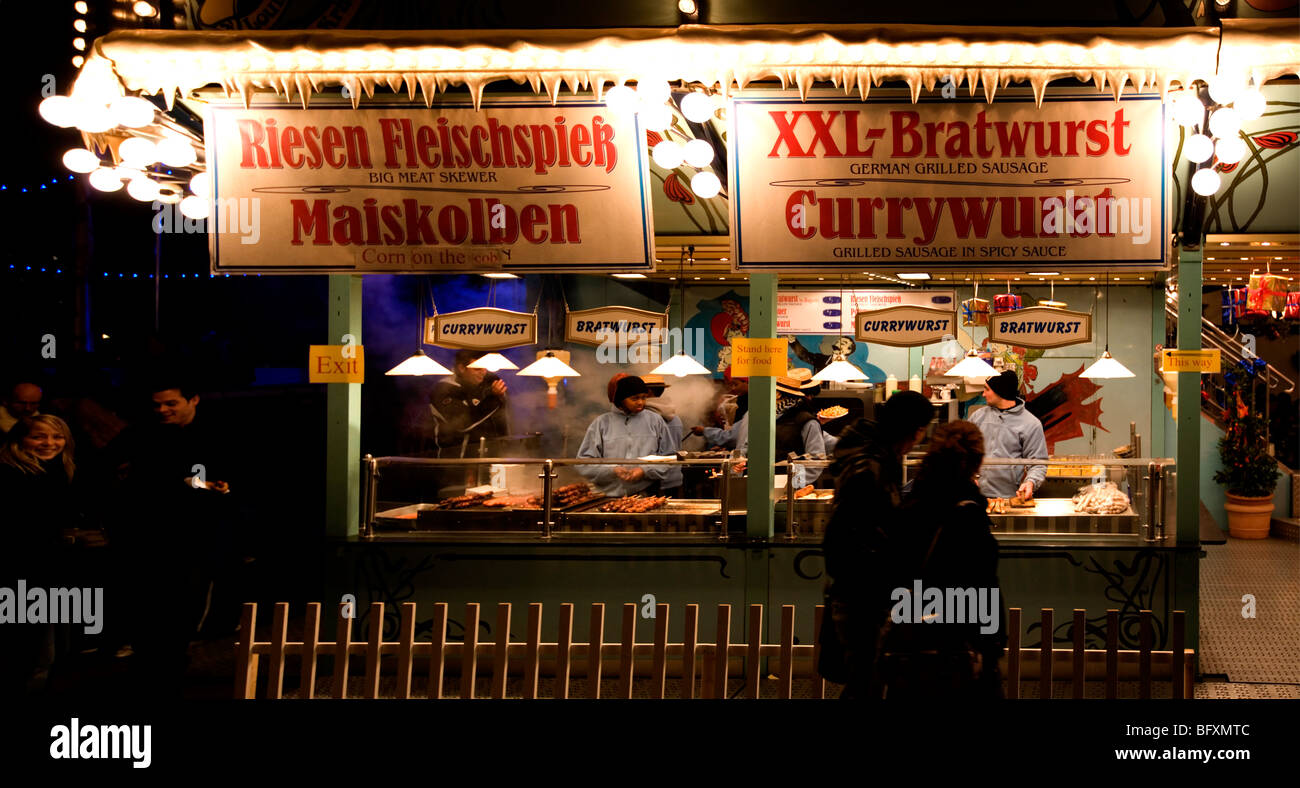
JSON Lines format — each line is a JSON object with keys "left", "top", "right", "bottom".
{"left": 818, "top": 390, "right": 934, "bottom": 698}
{"left": 110, "top": 380, "right": 236, "bottom": 696}
{"left": 428, "top": 350, "right": 510, "bottom": 458}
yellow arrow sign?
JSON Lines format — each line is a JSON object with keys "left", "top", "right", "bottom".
{"left": 1162, "top": 349, "right": 1220, "bottom": 374}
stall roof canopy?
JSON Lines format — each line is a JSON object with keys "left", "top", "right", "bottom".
{"left": 75, "top": 20, "right": 1300, "bottom": 109}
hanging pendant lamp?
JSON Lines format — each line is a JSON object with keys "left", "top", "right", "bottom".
{"left": 812, "top": 276, "right": 867, "bottom": 382}
{"left": 467, "top": 352, "right": 519, "bottom": 372}
{"left": 651, "top": 246, "right": 711, "bottom": 378}
{"left": 386, "top": 280, "right": 452, "bottom": 376}
{"left": 945, "top": 349, "right": 999, "bottom": 379}
{"left": 1081, "top": 272, "right": 1135, "bottom": 379}
{"left": 518, "top": 350, "right": 580, "bottom": 378}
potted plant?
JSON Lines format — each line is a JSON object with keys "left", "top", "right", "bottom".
{"left": 1214, "top": 361, "right": 1280, "bottom": 539}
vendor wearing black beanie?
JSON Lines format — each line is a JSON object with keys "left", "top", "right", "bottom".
{"left": 969, "top": 369, "right": 1048, "bottom": 501}
{"left": 576, "top": 373, "right": 678, "bottom": 496}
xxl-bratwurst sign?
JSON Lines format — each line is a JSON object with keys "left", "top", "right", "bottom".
{"left": 203, "top": 98, "right": 654, "bottom": 273}
{"left": 729, "top": 91, "right": 1165, "bottom": 270}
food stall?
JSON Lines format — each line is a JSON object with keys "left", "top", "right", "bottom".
{"left": 52, "top": 19, "right": 1300, "bottom": 656}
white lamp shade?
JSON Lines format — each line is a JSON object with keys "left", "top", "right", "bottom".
{"left": 651, "top": 141, "right": 684, "bottom": 169}
{"left": 682, "top": 138, "right": 714, "bottom": 167}
{"left": 1234, "top": 88, "right": 1266, "bottom": 121}
{"left": 651, "top": 353, "right": 711, "bottom": 377}
{"left": 38, "top": 96, "right": 79, "bottom": 128}
{"left": 385, "top": 349, "right": 451, "bottom": 376}
{"left": 945, "top": 352, "right": 999, "bottom": 378}
{"left": 110, "top": 96, "right": 156, "bottom": 128}
{"left": 118, "top": 137, "right": 158, "bottom": 166}
{"left": 62, "top": 148, "right": 101, "bottom": 173}
{"left": 179, "top": 196, "right": 209, "bottom": 219}
{"left": 1080, "top": 351, "right": 1135, "bottom": 379}
{"left": 811, "top": 359, "right": 868, "bottom": 382}
{"left": 680, "top": 91, "right": 714, "bottom": 123}
{"left": 690, "top": 171, "right": 722, "bottom": 198}
{"left": 1215, "top": 137, "right": 1247, "bottom": 165}
{"left": 1208, "top": 107, "right": 1240, "bottom": 139}
{"left": 1191, "top": 168, "right": 1221, "bottom": 196}
{"left": 1184, "top": 134, "right": 1214, "bottom": 164}
{"left": 125, "top": 176, "right": 160, "bottom": 201}
{"left": 88, "top": 167, "right": 124, "bottom": 192}
{"left": 603, "top": 85, "right": 637, "bottom": 116}
{"left": 189, "top": 171, "right": 212, "bottom": 199}
{"left": 156, "top": 137, "right": 197, "bottom": 167}
{"left": 467, "top": 352, "right": 518, "bottom": 371}
{"left": 518, "top": 352, "right": 581, "bottom": 378}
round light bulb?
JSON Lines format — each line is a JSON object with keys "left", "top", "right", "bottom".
{"left": 639, "top": 103, "right": 673, "bottom": 132}
{"left": 110, "top": 95, "right": 155, "bottom": 128}
{"left": 1191, "top": 168, "right": 1221, "bottom": 196}
{"left": 73, "top": 37, "right": 86, "bottom": 51}
{"left": 72, "top": 55, "right": 84, "bottom": 67}
{"left": 682, "top": 138, "right": 714, "bottom": 168}
{"left": 126, "top": 176, "right": 160, "bottom": 202}
{"left": 1184, "top": 134, "right": 1214, "bottom": 164}
{"left": 1215, "top": 136, "right": 1247, "bottom": 165}
{"left": 1170, "top": 91, "right": 1205, "bottom": 128}
{"left": 1208, "top": 75, "right": 1243, "bottom": 105}
{"left": 62, "top": 147, "right": 100, "bottom": 173}
{"left": 1208, "top": 107, "right": 1240, "bottom": 139}
{"left": 180, "top": 196, "right": 210, "bottom": 220}
{"left": 88, "top": 167, "right": 123, "bottom": 192}
{"left": 156, "top": 137, "right": 197, "bottom": 167}
{"left": 690, "top": 171, "right": 722, "bottom": 199}
{"left": 75, "top": 2, "right": 88, "bottom": 13}
{"left": 189, "top": 171, "right": 211, "bottom": 199}
{"left": 1234, "top": 88, "right": 1265, "bottom": 121}
{"left": 73, "top": 19, "right": 86, "bottom": 32}
{"left": 133, "top": 1, "right": 158, "bottom": 16}
{"left": 635, "top": 79, "right": 671, "bottom": 106}
{"left": 118, "top": 137, "right": 157, "bottom": 165}
{"left": 603, "top": 85, "right": 637, "bottom": 116}
{"left": 155, "top": 183, "right": 183, "bottom": 204}
{"left": 74, "top": 103, "right": 114, "bottom": 132}
{"left": 680, "top": 91, "right": 715, "bottom": 123}
{"left": 39, "top": 95, "right": 78, "bottom": 127}
{"left": 651, "top": 141, "right": 684, "bottom": 169}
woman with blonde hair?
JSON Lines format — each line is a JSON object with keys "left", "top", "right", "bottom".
{"left": 0, "top": 415, "right": 83, "bottom": 696}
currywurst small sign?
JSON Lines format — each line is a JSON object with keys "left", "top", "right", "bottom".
{"left": 427, "top": 308, "right": 537, "bottom": 350}
{"left": 989, "top": 307, "right": 1092, "bottom": 349}
{"left": 565, "top": 306, "right": 668, "bottom": 347}
{"left": 855, "top": 306, "right": 956, "bottom": 346}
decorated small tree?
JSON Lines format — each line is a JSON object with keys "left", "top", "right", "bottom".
{"left": 1214, "top": 359, "right": 1280, "bottom": 538}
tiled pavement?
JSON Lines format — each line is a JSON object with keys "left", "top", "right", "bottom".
{"left": 1196, "top": 535, "right": 1300, "bottom": 698}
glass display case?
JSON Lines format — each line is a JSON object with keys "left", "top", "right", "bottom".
{"left": 361, "top": 456, "right": 746, "bottom": 540}
{"left": 777, "top": 457, "right": 1176, "bottom": 543}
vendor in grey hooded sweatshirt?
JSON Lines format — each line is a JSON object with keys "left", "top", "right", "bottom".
{"left": 969, "top": 369, "right": 1048, "bottom": 500}
{"left": 578, "top": 375, "right": 680, "bottom": 497}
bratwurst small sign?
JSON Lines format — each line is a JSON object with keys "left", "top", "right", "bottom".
{"left": 204, "top": 97, "right": 654, "bottom": 273}
{"left": 729, "top": 91, "right": 1165, "bottom": 270}
{"left": 565, "top": 306, "right": 668, "bottom": 347}
{"left": 989, "top": 307, "right": 1092, "bottom": 348}
{"left": 427, "top": 308, "right": 537, "bottom": 351}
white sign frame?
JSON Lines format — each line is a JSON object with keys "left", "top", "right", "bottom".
{"left": 728, "top": 88, "right": 1167, "bottom": 272}
{"left": 203, "top": 94, "right": 655, "bottom": 274}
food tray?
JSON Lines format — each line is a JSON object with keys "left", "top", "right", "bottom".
{"left": 557, "top": 498, "right": 722, "bottom": 533}
{"left": 986, "top": 497, "right": 1138, "bottom": 535}
{"left": 776, "top": 491, "right": 836, "bottom": 535}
